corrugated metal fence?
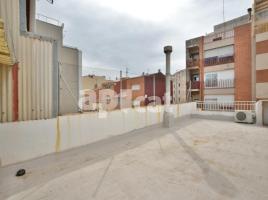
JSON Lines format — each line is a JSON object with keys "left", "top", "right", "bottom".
{"left": 0, "top": 0, "right": 54, "bottom": 122}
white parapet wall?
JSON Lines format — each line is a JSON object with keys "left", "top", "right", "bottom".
{"left": 0, "top": 103, "right": 197, "bottom": 166}
{"left": 256, "top": 100, "right": 268, "bottom": 126}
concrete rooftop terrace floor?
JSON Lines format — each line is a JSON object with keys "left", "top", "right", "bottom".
{"left": 0, "top": 118, "right": 268, "bottom": 200}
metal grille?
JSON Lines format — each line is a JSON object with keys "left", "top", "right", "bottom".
{"left": 236, "top": 112, "right": 247, "bottom": 121}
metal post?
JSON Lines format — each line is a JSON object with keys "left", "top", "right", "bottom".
{"left": 153, "top": 75, "right": 156, "bottom": 106}
{"left": 120, "top": 70, "right": 122, "bottom": 109}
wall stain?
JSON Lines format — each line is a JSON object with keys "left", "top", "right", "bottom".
{"left": 157, "top": 106, "right": 161, "bottom": 123}
{"left": 55, "top": 117, "right": 61, "bottom": 152}
{"left": 67, "top": 116, "right": 71, "bottom": 147}
{"left": 145, "top": 107, "right": 148, "bottom": 126}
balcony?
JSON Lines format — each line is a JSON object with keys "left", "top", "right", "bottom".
{"left": 187, "top": 81, "right": 200, "bottom": 90}
{"left": 205, "top": 79, "right": 234, "bottom": 89}
{"left": 255, "top": 22, "right": 268, "bottom": 34}
{"left": 204, "top": 30, "right": 234, "bottom": 44}
{"left": 204, "top": 55, "right": 234, "bottom": 67}
{"left": 187, "top": 59, "right": 199, "bottom": 68}
{"left": 255, "top": 0, "right": 268, "bottom": 12}
{"left": 186, "top": 37, "right": 201, "bottom": 48}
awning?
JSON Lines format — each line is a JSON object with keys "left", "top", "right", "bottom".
{"left": 0, "top": 19, "right": 13, "bottom": 66}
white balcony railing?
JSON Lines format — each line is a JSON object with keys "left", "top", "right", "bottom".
{"left": 197, "top": 101, "right": 256, "bottom": 112}
{"left": 205, "top": 79, "right": 234, "bottom": 88}
{"left": 204, "top": 30, "right": 234, "bottom": 44}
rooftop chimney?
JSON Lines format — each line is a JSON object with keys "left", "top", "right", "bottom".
{"left": 248, "top": 8, "right": 252, "bottom": 20}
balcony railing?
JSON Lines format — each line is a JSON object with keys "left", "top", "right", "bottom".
{"left": 197, "top": 101, "right": 256, "bottom": 112}
{"left": 187, "top": 59, "right": 199, "bottom": 67}
{"left": 187, "top": 81, "right": 200, "bottom": 90}
{"left": 205, "top": 79, "right": 234, "bottom": 89}
{"left": 255, "top": 0, "right": 268, "bottom": 12}
{"left": 204, "top": 30, "right": 234, "bottom": 44}
{"left": 204, "top": 55, "right": 234, "bottom": 67}
{"left": 186, "top": 38, "right": 201, "bottom": 47}
{"left": 255, "top": 22, "right": 268, "bottom": 34}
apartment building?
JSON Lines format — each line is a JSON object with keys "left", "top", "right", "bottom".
{"left": 0, "top": 0, "right": 82, "bottom": 122}
{"left": 186, "top": 12, "right": 256, "bottom": 103}
{"left": 253, "top": 0, "right": 268, "bottom": 125}
{"left": 115, "top": 71, "right": 168, "bottom": 107}
{"left": 186, "top": 36, "right": 203, "bottom": 101}
{"left": 81, "top": 75, "right": 113, "bottom": 111}
{"left": 81, "top": 71, "right": 169, "bottom": 111}
{"left": 172, "top": 69, "right": 186, "bottom": 104}
{"left": 254, "top": 0, "right": 268, "bottom": 100}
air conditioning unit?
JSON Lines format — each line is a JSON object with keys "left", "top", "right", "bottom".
{"left": 234, "top": 110, "right": 256, "bottom": 124}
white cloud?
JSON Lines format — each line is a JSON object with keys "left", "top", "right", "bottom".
{"left": 80, "top": 0, "right": 193, "bottom": 22}
{"left": 37, "top": 0, "right": 253, "bottom": 76}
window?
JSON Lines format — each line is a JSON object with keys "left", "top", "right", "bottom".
{"left": 205, "top": 73, "right": 218, "bottom": 87}
{"left": 20, "top": 0, "right": 34, "bottom": 32}
{"left": 204, "top": 45, "right": 234, "bottom": 58}
{"left": 131, "top": 84, "right": 140, "bottom": 91}
{"left": 192, "top": 74, "right": 199, "bottom": 82}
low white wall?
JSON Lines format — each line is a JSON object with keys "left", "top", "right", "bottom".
{"left": 256, "top": 100, "right": 268, "bottom": 126}
{"left": 0, "top": 103, "right": 196, "bottom": 166}
{"left": 256, "top": 101, "right": 263, "bottom": 126}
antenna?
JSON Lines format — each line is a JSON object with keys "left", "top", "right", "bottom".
{"left": 222, "top": 0, "right": 226, "bottom": 33}
{"left": 125, "top": 67, "right": 128, "bottom": 77}
{"left": 46, "top": 0, "right": 54, "bottom": 4}
{"left": 222, "top": 0, "right": 225, "bottom": 23}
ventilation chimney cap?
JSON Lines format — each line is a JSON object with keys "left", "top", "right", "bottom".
{"left": 248, "top": 8, "right": 252, "bottom": 20}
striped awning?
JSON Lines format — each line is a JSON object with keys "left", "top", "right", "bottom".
{"left": 0, "top": 19, "right": 13, "bottom": 66}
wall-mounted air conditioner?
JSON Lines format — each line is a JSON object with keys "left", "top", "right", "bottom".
{"left": 234, "top": 111, "right": 256, "bottom": 124}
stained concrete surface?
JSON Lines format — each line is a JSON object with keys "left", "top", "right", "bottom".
{"left": 0, "top": 118, "right": 268, "bottom": 200}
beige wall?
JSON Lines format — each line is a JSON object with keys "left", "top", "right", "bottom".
{"left": 254, "top": 0, "right": 268, "bottom": 100}
{"left": 204, "top": 38, "right": 234, "bottom": 51}
{"left": 256, "top": 32, "right": 268, "bottom": 42}
{"left": 204, "top": 63, "right": 234, "bottom": 73}
{"left": 82, "top": 76, "right": 107, "bottom": 90}
{"left": 172, "top": 69, "right": 186, "bottom": 103}
{"left": 256, "top": 53, "right": 268, "bottom": 70}
{"left": 59, "top": 47, "right": 82, "bottom": 114}
{"left": 204, "top": 88, "right": 235, "bottom": 95}
{"left": 256, "top": 83, "right": 268, "bottom": 99}
{"left": 36, "top": 20, "right": 63, "bottom": 44}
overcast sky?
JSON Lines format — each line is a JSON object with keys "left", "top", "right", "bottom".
{"left": 37, "top": 0, "right": 252, "bottom": 78}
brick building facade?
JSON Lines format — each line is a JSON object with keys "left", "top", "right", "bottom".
{"left": 186, "top": 4, "right": 268, "bottom": 103}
